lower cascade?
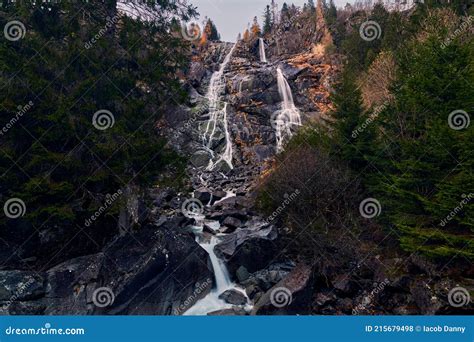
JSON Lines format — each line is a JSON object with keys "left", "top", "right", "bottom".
{"left": 274, "top": 67, "right": 302, "bottom": 151}
{"left": 184, "top": 211, "right": 251, "bottom": 315}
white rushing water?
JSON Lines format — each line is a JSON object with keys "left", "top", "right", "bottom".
{"left": 259, "top": 38, "right": 267, "bottom": 63}
{"left": 202, "top": 44, "right": 237, "bottom": 171}
{"left": 213, "top": 190, "right": 236, "bottom": 205}
{"left": 183, "top": 223, "right": 250, "bottom": 316}
{"left": 274, "top": 67, "right": 302, "bottom": 151}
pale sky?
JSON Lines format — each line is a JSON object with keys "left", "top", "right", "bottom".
{"left": 191, "top": 0, "right": 351, "bottom": 42}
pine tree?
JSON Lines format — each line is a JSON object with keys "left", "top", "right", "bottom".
{"left": 251, "top": 16, "right": 261, "bottom": 37}
{"left": 203, "top": 18, "right": 220, "bottom": 41}
{"left": 281, "top": 3, "right": 290, "bottom": 21}
{"left": 371, "top": 10, "right": 474, "bottom": 260}
{"left": 328, "top": 0, "right": 337, "bottom": 22}
{"left": 330, "top": 70, "right": 376, "bottom": 172}
{"left": 263, "top": 5, "right": 272, "bottom": 35}
{"left": 243, "top": 28, "right": 250, "bottom": 41}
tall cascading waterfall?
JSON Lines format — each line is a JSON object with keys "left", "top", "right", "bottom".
{"left": 274, "top": 67, "right": 302, "bottom": 151}
{"left": 202, "top": 44, "right": 237, "bottom": 170}
{"left": 259, "top": 38, "right": 267, "bottom": 63}
{"left": 185, "top": 44, "right": 250, "bottom": 315}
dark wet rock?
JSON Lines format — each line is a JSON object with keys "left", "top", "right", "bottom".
{"left": 190, "top": 151, "right": 210, "bottom": 168}
{"left": 278, "top": 63, "right": 303, "bottom": 80}
{"left": 245, "top": 284, "right": 262, "bottom": 299}
{"left": 409, "top": 279, "right": 442, "bottom": 315}
{"left": 203, "top": 223, "right": 218, "bottom": 235}
{"left": 241, "top": 261, "right": 295, "bottom": 292}
{"left": 46, "top": 254, "right": 102, "bottom": 299}
{"left": 219, "top": 226, "right": 237, "bottom": 234}
{"left": 217, "top": 225, "right": 278, "bottom": 275}
{"left": 236, "top": 266, "right": 250, "bottom": 282}
{"left": 210, "top": 190, "right": 227, "bottom": 204}
{"left": 163, "top": 104, "right": 191, "bottom": 128}
{"left": 101, "top": 224, "right": 213, "bottom": 315}
{"left": 335, "top": 298, "right": 354, "bottom": 314}
{"left": 215, "top": 224, "right": 276, "bottom": 256}
{"left": 150, "top": 188, "right": 176, "bottom": 208}
{"left": 209, "top": 210, "right": 249, "bottom": 222}
{"left": 44, "top": 253, "right": 102, "bottom": 315}
{"left": 40, "top": 220, "right": 212, "bottom": 315}
{"left": 332, "top": 274, "right": 352, "bottom": 293}
{"left": 251, "top": 263, "right": 313, "bottom": 315}
{"left": 221, "top": 216, "right": 242, "bottom": 229}
{"left": 188, "top": 61, "right": 207, "bottom": 87}
{"left": 213, "top": 196, "right": 250, "bottom": 211}
{"left": 218, "top": 289, "right": 248, "bottom": 305}
{"left": 408, "top": 254, "right": 437, "bottom": 276}
{"left": 194, "top": 187, "right": 212, "bottom": 203}
{"left": 0, "top": 271, "right": 45, "bottom": 301}
{"left": 315, "top": 292, "right": 336, "bottom": 306}
{"left": 251, "top": 145, "right": 275, "bottom": 162}
{"left": 0, "top": 300, "right": 46, "bottom": 315}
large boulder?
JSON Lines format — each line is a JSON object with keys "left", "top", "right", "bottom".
{"left": 251, "top": 263, "right": 313, "bottom": 315}
{"left": 218, "top": 289, "right": 248, "bottom": 305}
{"left": 39, "top": 220, "right": 213, "bottom": 315}
{"left": 0, "top": 271, "right": 45, "bottom": 302}
{"left": 45, "top": 253, "right": 103, "bottom": 315}
{"left": 0, "top": 271, "right": 46, "bottom": 315}
{"left": 215, "top": 224, "right": 278, "bottom": 275}
{"left": 99, "top": 222, "right": 213, "bottom": 315}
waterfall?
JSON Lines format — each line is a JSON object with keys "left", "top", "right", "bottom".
{"left": 274, "top": 67, "right": 302, "bottom": 152}
{"left": 202, "top": 44, "right": 237, "bottom": 171}
{"left": 183, "top": 223, "right": 250, "bottom": 316}
{"left": 199, "top": 236, "right": 232, "bottom": 292}
{"left": 259, "top": 38, "right": 267, "bottom": 63}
